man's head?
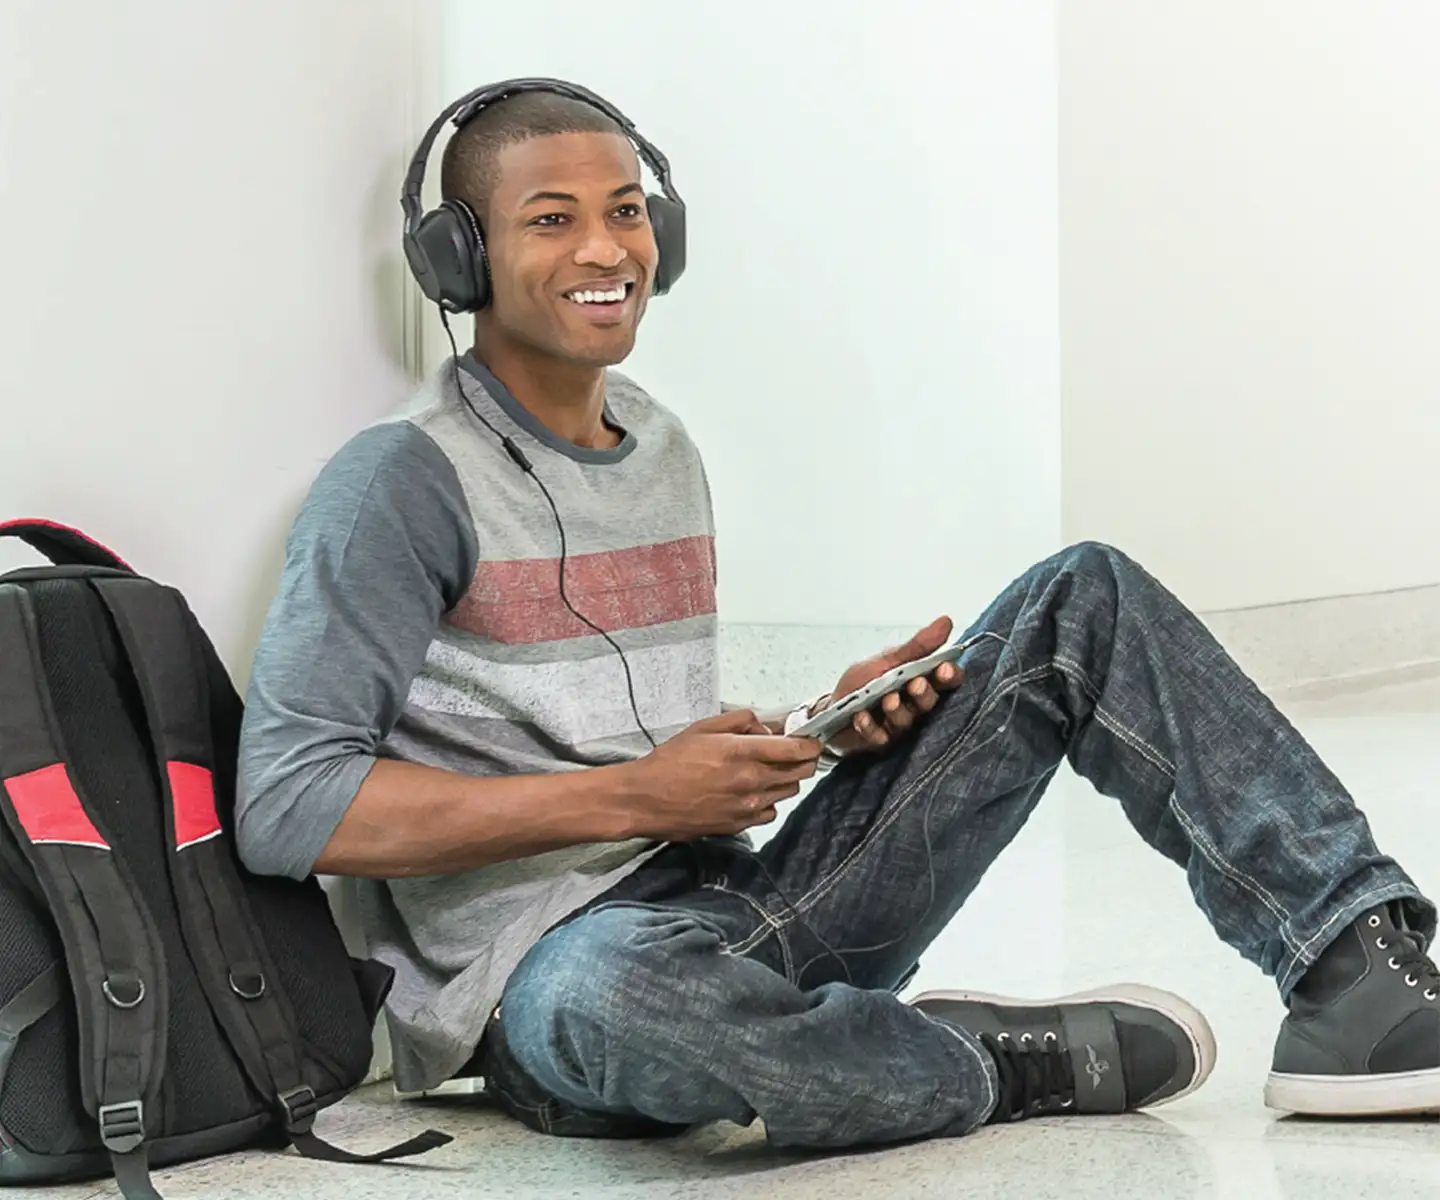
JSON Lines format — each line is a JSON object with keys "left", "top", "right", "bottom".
{"left": 441, "top": 90, "right": 658, "bottom": 368}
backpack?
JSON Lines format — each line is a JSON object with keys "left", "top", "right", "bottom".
{"left": 0, "top": 520, "right": 450, "bottom": 1197}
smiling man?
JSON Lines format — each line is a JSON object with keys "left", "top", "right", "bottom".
{"left": 237, "top": 82, "right": 1440, "bottom": 1153}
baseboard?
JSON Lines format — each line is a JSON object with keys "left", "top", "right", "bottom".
{"left": 1198, "top": 583, "right": 1440, "bottom": 699}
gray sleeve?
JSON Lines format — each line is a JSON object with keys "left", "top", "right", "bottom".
{"left": 235, "top": 421, "right": 478, "bottom": 880}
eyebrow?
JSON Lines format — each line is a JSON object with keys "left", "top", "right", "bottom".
{"left": 520, "top": 182, "right": 644, "bottom": 207}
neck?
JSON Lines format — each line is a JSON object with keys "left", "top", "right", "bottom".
{"left": 470, "top": 325, "right": 615, "bottom": 449}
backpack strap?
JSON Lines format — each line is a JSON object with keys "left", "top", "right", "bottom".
{"left": 0, "top": 585, "right": 168, "bottom": 1199}
{"left": 90, "top": 578, "right": 451, "bottom": 1167}
{"left": 0, "top": 520, "right": 134, "bottom": 572}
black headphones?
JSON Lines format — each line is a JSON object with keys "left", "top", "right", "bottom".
{"left": 401, "top": 77, "right": 687, "bottom": 313}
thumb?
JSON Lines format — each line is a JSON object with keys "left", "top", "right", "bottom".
{"left": 881, "top": 615, "right": 953, "bottom": 667}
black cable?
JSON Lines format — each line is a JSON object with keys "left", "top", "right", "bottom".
{"left": 437, "top": 314, "right": 844, "bottom": 981}
{"left": 439, "top": 311, "right": 657, "bottom": 752}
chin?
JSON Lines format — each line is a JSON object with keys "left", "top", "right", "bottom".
{"left": 570, "top": 333, "right": 637, "bottom": 368}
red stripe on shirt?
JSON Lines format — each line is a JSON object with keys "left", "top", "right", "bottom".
{"left": 445, "top": 535, "right": 717, "bottom": 644}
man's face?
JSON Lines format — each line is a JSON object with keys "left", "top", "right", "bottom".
{"left": 481, "top": 131, "right": 658, "bottom": 367}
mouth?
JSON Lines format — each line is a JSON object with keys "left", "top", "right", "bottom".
{"left": 561, "top": 280, "right": 637, "bottom": 323}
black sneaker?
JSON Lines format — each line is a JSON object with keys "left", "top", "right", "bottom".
{"left": 1267, "top": 901, "right": 1440, "bottom": 1116}
{"left": 911, "top": 985, "right": 1216, "bottom": 1122}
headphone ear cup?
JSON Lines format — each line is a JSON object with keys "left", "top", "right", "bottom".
{"left": 410, "top": 200, "right": 488, "bottom": 311}
{"left": 646, "top": 195, "right": 687, "bottom": 296}
{"left": 448, "top": 199, "right": 492, "bottom": 310}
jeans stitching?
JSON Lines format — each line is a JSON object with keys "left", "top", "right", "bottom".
{"left": 1166, "top": 792, "right": 1294, "bottom": 935}
{"left": 1052, "top": 652, "right": 1297, "bottom": 948}
{"left": 916, "top": 1010, "right": 998, "bottom": 1129}
{"left": 1088, "top": 706, "right": 1178, "bottom": 777}
{"left": 1051, "top": 652, "right": 1103, "bottom": 703}
{"left": 733, "top": 661, "right": 1057, "bottom": 951}
{"left": 707, "top": 879, "right": 796, "bottom": 981}
{"left": 488, "top": 1079, "right": 557, "bottom": 1117}
{"left": 1050, "top": 651, "right": 1179, "bottom": 777}
{"left": 1278, "top": 882, "right": 1421, "bottom": 993}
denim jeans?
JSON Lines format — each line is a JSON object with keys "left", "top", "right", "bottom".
{"left": 475, "top": 542, "right": 1435, "bottom": 1149}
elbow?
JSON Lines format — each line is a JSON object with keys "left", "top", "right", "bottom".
{"left": 234, "top": 788, "right": 315, "bottom": 881}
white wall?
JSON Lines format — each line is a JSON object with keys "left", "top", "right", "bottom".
{"left": 0, "top": 0, "right": 437, "bottom": 688}
{"left": 438, "top": 0, "right": 1062, "bottom": 629}
{"left": 1059, "top": 0, "right": 1440, "bottom": 613}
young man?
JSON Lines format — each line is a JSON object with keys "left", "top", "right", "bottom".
{"left": 237, "top": 83, "right": 1440, "bottom": 1147}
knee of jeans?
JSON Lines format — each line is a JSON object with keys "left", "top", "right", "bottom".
{"left": 1063, "top": 539, "right": 1124, "bottom": 571}
{"left": 501, "top": 905, "right": 727, "bottom": 1080}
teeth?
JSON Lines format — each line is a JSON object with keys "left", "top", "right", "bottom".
{"left": 569, "top": 285, "right": 627, "bottom": 304}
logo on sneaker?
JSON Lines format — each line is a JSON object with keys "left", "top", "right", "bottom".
{"left": 1085, "top": 1044, "right": 1111, "bottom": 1090}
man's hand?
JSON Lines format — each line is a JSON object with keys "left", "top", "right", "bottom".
{"left": 820, "top": 616, "right": 965, "bottom": 757}
{"left": 623, "top": 709, "right": 825, "bottom": 841}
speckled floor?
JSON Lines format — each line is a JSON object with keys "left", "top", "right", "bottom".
{"left": 38, "top": 674, "right": 1440, "bottom": 1199}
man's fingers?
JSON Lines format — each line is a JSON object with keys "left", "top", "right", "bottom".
{"left": 853, "top": 710, "right": 890, "bottom": 746}
{"left": 880, "top": 691, "right": 916, "bottom": 733}
{"left": 907, "top": 677, "right": 939, "bottom": 713}
{"left": 733, "top": 733, "right": 822, "bottom": 765}
{"left": 934, "top": 662, "right": 965, "bottom": 690}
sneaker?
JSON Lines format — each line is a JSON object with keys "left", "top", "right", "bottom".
{"left": 911, "top": 985, "right": 1216, "bottom": 1122}
{"left": 1267, "top": 901, "right": 1440, "bottom": 1116}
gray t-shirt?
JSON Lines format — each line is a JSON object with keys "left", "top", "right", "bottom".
{"left": 235, "top": 354, "right": 721, "bottom": 1091}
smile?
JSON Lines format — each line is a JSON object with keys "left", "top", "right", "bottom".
{"left": 562, "top": 281, "right": 634, "bottom": 306}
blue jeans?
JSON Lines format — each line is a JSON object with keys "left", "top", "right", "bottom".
{"left": 476, "top": 543, "right": 1434, "bottom": 1149}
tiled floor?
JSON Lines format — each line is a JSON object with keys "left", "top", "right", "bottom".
{"left": 41, "top": 676, "right": 1440, "bottom": 1199}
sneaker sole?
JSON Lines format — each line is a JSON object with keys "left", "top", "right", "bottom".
{"left": 1265, "top": 1068, "right": 1440, "bottom": 1116}
{"left": 909, "top": 983, "right": 1218, "bottom": 1108}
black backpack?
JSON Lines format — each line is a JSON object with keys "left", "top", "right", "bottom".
{"left": 0, "top": 521, "right": 450, "bottom": 1197}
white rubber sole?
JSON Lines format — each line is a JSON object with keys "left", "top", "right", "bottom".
{"left": 909, "top": 983, "right": 1218, "bottom": 1108}
{"left": 1266, "top": 1068, "right": 1440, "bottom": 1116}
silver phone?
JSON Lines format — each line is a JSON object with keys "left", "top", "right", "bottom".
{"left": 786, "top": 640, "right": 969, "bottom": 742}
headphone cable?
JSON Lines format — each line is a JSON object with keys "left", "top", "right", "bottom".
{"left": 439, "top": 313, "right": 855, "bottom": 985}
{"left": 440, "top": 312, "right": 657, "bottom": 752}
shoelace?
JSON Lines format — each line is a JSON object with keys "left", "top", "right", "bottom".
{"left": 1372, "top": 915, "right": 1440, "bottom": 1001}
{"left": 979, "top": 1031, "right": 1077, "bottom": 1121}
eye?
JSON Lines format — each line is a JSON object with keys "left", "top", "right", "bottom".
{"left": 613, "top": 203, "right": 645, "bottom": 221}
{"left": 529, "top": 212, "right": 569, "bottom": 228}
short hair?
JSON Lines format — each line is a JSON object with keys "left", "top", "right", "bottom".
{"left": 440, "top": 90, "right": 629, "bottom": 227}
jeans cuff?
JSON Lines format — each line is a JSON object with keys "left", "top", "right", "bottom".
{"left": 1276, "top": 880, "right": 1438, "bottom": 998}
{"left": 919, "top": 1014, "right": 1000, "bottom": 1134}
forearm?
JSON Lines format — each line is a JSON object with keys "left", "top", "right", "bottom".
{"left": 313, "top": 757, "right": 643, "bottom": 878}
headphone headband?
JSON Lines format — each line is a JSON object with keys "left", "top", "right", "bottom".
{"left": 400, "top": 77, "right": 679, "bottom": 237}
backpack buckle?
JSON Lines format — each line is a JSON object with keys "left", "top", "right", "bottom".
{"left": 98, "top": 1100, "right": 146, "bottom": 1154}
{"left": 279, "top": 1085, "right": 318, "bottom": 1133}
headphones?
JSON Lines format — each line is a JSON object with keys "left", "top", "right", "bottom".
{"left": 401, "top": 77, "right": 687, "bottom": 313}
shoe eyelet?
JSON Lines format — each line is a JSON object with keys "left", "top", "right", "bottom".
{"left": 1020, "top": 1032, "right": 1034, "bottom": 1044}
{"left": 1426, "top": 990, "right": 1437, "bottom": 1001}
{"left": 1061, "top": 1098, "right": 1074, "bottom": 1109}
{"left": 1044, "top": 1031, "right": 1058, "bottom": 1044}
{"left": 1369, "top": 915, "right": 1382, "bottom": 928}
{"left": 997, "top": 1032, "right": 1011, "bottom": 1042}
{"left": 1406, "top": 974, "right": 1419, "bottom": 987}
{"left": 1377, "top": 938, "right": 1389, "bottom": 950}
{"left": 1389, "top": 957, "right": 1401, "bottom": 970}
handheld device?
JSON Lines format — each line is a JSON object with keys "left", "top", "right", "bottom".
{"left": 787, "top": 640, "right": 970, "bottom": 742}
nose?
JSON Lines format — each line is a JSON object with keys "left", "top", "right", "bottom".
{"left": 574, "top": 217, "right": 627, "bottom": 271}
